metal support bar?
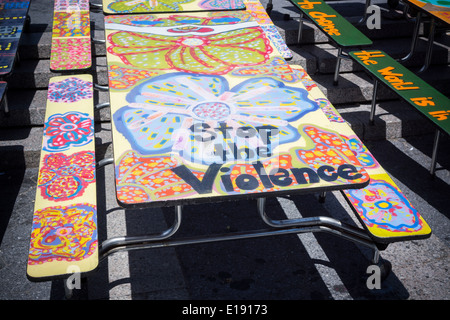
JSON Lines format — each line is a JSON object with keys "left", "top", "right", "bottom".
{"left": 99, "top": 205, "right": 183, "bottom": 261}
{"left": 92, "top": 38, "right": 106, "bottom": 44}
{"left": 430, "top": 129, "right": 440, "bottom": 175}
{"left": 358, "top": 0, "right": 372, "bottom": 25}
{"left": 90, "top": 2, "right": 102, "bottom": 11}
{"left": 98, "top": 199, "right": 380, "bottom": 264}
{"left": 369, "top": 79, "right": 379, "bottom": 125}
{"left": 95, "top": 102, "right": 110, "bottom": 110}
{"left": 96, "top": 157, "right": 114, "bottom": 169}
{"left": 256, "top": 198, "right": 379, "bottom": 263}
{"left": 333, "top": 47, "right": 344, "bottom": 86}
{"left": 399, "top": 11, "right": 422, "bottom": 62}
{"left": 94, "top": 83, "right": 109, "bottom": 92}
{"left": 297, "top": 12, "right": 304, "bottom": 43}
{"left": 418, "top": 18, "right": 435, "bottom": 73}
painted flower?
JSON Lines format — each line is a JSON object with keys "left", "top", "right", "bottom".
{"left": 43, "top": 112, "right": 94, "bottom": 152}
{"left": 108, "top": 64, "right": 160, "bottom": 90}
{"left": 296, "top": 125, "right": 369, "bottom": 184}
{"left": 106, "top": 0, "right": 244, "bottom": 13}
{"left": 232, "top": 57, "right": 298, "bottom": 82}
{"left": 199, "top": 0, "right": 244, "bottom": 10}
{"left": 48, "top": 77, "right": 93, "bottom": 103}
{"left": 113, "top": 72, "right": 318, "bottom": 164}
{"left": 107, "top": 0, "right": 195, "bottom": 13}
{"left": 106, "top": 13, "right": 272, "bottom": 74}
{"left": 342, "top": 134, "right": 379, "bottom": 170}
{"left": 28, "top": 203, "right": 97, "bottom": 264}
{"left": 37, "top": 151, "right": 96, "bottom": 201}
{"left": 344, "top": 179, "right": 421, "bottom": 232}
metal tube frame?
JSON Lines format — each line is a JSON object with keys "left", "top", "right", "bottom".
{"left": 358, "top": 0, "right": 372, "bottom": 25}
{"left": 400, "top": 11, "right": 422, "bottom": 62}
{"left": 98, "top": 198, "right": 380, "bottom": 264}
{"left": 297, "top": 12, "right": 304, "bottom": 43}
{"left": 418, "top": 18, "right": 435, "bottom": 74}
{"left": 369, "top": 79, "right": 379, "bottom": 125}
{"left": 430, "top": 129, "right": 441, "bottom": 175}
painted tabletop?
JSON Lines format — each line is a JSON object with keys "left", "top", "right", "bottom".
{"left": 102, "top": 0, "right": 246, "bottom": 15}
{"left": 0, "top": 0, "right": 30, "bottom": 76}
{"left": 405, "top": 0, "right": 450, "bottom": 24}
{"left": 289, "top": 0, "right": 372, "bottom": 47}
{"left": 104, "top": 11, "right": 370, "bottom": 208}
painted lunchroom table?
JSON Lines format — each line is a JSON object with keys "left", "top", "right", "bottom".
{"left": 401, "top": 0, "right": 450, "bottom": 72}
{"left": 101, "top": 10, "right": 380, "bottom": 261}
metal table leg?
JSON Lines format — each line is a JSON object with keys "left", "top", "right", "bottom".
{"left": 430, "top": 129, "right": 441, "bottom": 175}
{"left": 418, "top": 18, "right": 436, "bottom": 73}
{"left": 400, "top": 11, "right": 422, "bottom": 62}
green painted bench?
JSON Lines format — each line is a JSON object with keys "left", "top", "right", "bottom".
{"left": 50, "top": 0, "right": 92, "bottom": 72}
{"left": 349, "top": 50, "right": 450, "bottom": 175}
{"left": 291, "top": 64, "right": 432, "bottom": 247}
{"left": 289, "top": 0, "right": 372, "bottom": 85}
{"left": 27, "top": 75, "right": 98, "bottom": 298}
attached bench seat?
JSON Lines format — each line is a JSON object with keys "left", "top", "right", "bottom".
{"left": 244, "top": 0, "right": 293, "bottom": 60}
{"left": 0, "top": 0, "right": 30, "bottom": 78}
{"left": 290, "top": 64, "right": 432, "bottom": 245}
{"left": 27, "top": 75, "right": 98, "bottom": 282}
{"left": 289, "top": 0, "right": 372, "bottom": 85}
{"left": 349, "top": 50, "right": 450, "bottom": 175}
{"left": 50, "top": 0, "right": 92, "bottom": 72}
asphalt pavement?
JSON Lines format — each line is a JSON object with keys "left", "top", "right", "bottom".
{"left": 0, "top": 0, "right": 448, "bottom": 302}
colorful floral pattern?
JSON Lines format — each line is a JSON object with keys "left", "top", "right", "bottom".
{"left": 115, "top": 150, "right": 294, "bottom": 204}
{"left": 232, "top": 57, "right": 297, "bottom": 82}
{"left": 199, "top": 0, "right": 244, "bottom": 10}
{"left": 52, "top": 11, "right": 90, "bottom": 38}
{"left": 50, "top": 38, "right": 91, "bottom": 71}
{"left": 43, "top": 112, "right": 94, "bottom": 152}
{"left": 37, "top": 151, "right": 96, "bottom": 202}
{"left": 315, "top": 98, "right": 345, "bottom": 123}
{"left": 28, "top": 203, "right": 97, "bottom": 264}
{"left": 297, "top": 126, "right": 368, "bottom": 183}
{"left": 113, "top": 72, "right": 318, "bottom": 164}
{"left": 108, "top": 64, "right": 159, "bottom": 90}
{"left": 106, "top": 13, "right": 271, "bottom": 74}
{"left": 54, "top": 0, "right": 90, "bottom": 11}
{"left": 116, "top": 151, "right": 198, "bottom": 203}
{"left": 342, "top": 134, "right": 380, "bottom": 170}
{"left": 344, "top": 179, "right": 422, "bottom": 232}
{"left": 106, "top": 0, "right": 244, "bottom": 13}
{"left": 292, "top": 67, "right": 317, "bottom": 91}
{"left": 47, "top": 76, "right": 93, "bottom": 103}
{"left": 107, "top": 0, "right": 194, "bottom": 13}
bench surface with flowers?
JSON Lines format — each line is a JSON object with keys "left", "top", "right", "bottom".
{"left": 0, "top": 0, "right": 30, "bottom": 77}
{"left": 290, "top": 65, "right": 432, "bottom": 244}
{"left": 50, "top": 0, "right": 92, "bottom": 72}
{"left": 27, "top": 75, "right": 98, "bottom": 281}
